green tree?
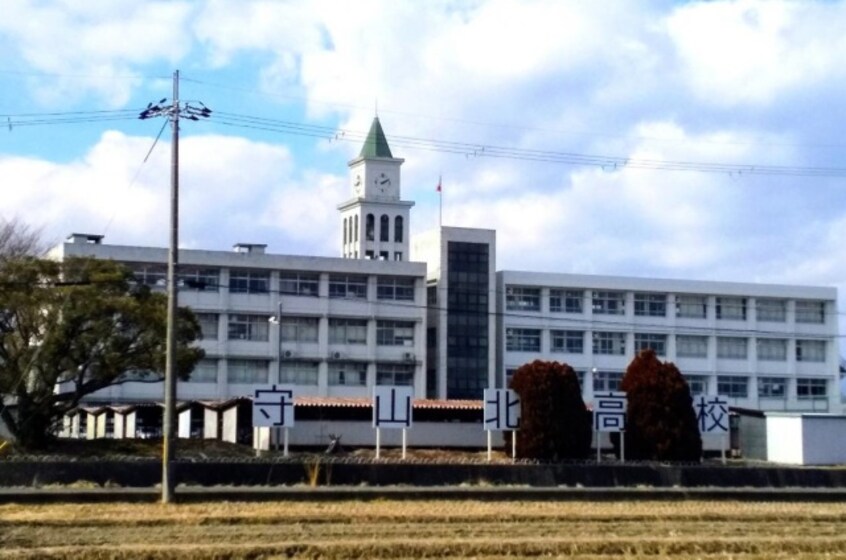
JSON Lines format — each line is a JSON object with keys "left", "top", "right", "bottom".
{"left": 619, "top": 349, "right": 702, "bottom": 462}
{"left": 509, "top": 360, "right": 591, "bottom": 460}
{"left": 0, "top": 256, "right": 204, "bottom": 448}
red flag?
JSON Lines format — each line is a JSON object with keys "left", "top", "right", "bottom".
{"left": 436, "top": 176, "right": 442, "bottom": 192}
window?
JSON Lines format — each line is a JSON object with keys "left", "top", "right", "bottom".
{"left": 329, "top": 318, "right": 367, "bottom": 345}
{"left": 634, "top": 293, "right": 666, "bottom": 317}
{"left": 179, "top": 267, "right": 219, "bottom": 292}
{"left": 280, "top": 361, "right": 319, "bottom": 385}
{"left": 593, "top": 371, "right": 623, "bottom": 392}
{"left": 366, "top": 214, "right": 374, "bottom": 241}
{"left": 796, "top": 300, "right": 825, "bottom": 324}
{"left": 634, "top": 333, "right": 667, "bottom": 355}
{"left": 130, "top": 263, "right": 166, "bottom": 288}
{"left": 550, "top": 330, "right": 584, "bottom": 353}
{"left": 227, "top": 314, "right": 269, "bottom": 341}
{"left": 380, "top": 214, "right": 389, "bottom": 241}
{"left": 756, "top": 299, "right": 786, "bottom": 322}
{"left": 376, "top": 363, "right": 414, "bottom": 385}
{"left": 717, "top": 337, "right": 747, "bottom": 359}
{"left": 796, "top": 339, "right": 826, "bottom": 362}
{"left": 506, "top": 328, "right": 541, "bottom": 352}
{"left": 188, "top": 359, "right": 218, "bottom": 383}
{"left": 229, "top": 270, "right": 269, "bottom": 294}
{"left": 592, "top": 291, "right": 625, "bottom": 315}
{"left": 329, "top": 362, "right": 367, "bottom": 386}
{"left": 676, "top": 295, "right": 707, "bottom": 318}
{"left": 354, "top": 215, "right": 359, "bottom": 242}
{"left": 343, "top": 217, "right": 347, "bottom": 245}
{"left": 279, "top": 272, "right": 319, "bottom": 296}
{"left": 195, "top": 313, "right": 219, "bottom": 340}
{"left": 227, "top": 359, "right": 268, "bottom": 384}
{"left": 797, "top": 378, "right": 827, "bottom": 399}
{"left": 280, "top": 316, "right": 319, "bottom": 343}
{"left": 592, "top": 331, "right": 626, "bottom": 355}
{"left": 717, "top": 376, "right": 748, "bottom": 398}
{"left": 329, "top": 274, "right": 367, "bottom": 299}
{"left": 376, "top": 320, "right": 415, "bottom": 346}
{"left": 377, "top": 276, "right": 415, "bottom": 301}
{"left": 506, "top": 287, "right": 541, "bottom": 311}
{"left": 394, "top": 216, "right": 403, "bottom": 243}
{"left": 757, "top": 338, "right": 787, "bottom": 361}
{"left": 550, "top": 289, "right": 583, "bottom": 313}
{"left": 758, "top": 377, "right": 787, "bottom": 398}
{"left": 716, "top": 297, "right": 746, "bottom": 320}
{"left": 677, "top": 335, "right": 708, "bottom": 358}
{"left": 685, "top": 375, "right": 708, "bottom": 395}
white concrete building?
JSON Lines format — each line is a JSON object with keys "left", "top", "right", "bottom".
{"left": 497, "top": 270, "right": 841, "bottom": 413}
{"left": 48, "top": 117, "right": 842, "bottom": 421}
{"left": 53, "top": 235, "right": 427, "bottom": 403}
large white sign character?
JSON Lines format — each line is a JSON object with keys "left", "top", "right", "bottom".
{"left": 695, "top": 395, "right": 729, "bottom": 434}
{"left": 252, "top": 385, "right": 295, "bottom": 428}
{"left": 483, "top": 389, "right": 520, "bottom": 431}
{"left": 594, "top": 391, "right": 627, "bottom": 432}
{"left": 372, "top": 386, "right": 413, "bottom": 429}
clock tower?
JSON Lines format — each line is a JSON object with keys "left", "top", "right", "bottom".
{"left": 338, "top": 117, "right": 414, "bottom": 261}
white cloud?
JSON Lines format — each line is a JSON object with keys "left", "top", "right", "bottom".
{"left": 0, "top": 0, "right": 194, "bottom": 106}
{"left": 0, "top": 130, "right": 346, "bottom": 255}
{"left": 667, "top": 0, "right": 846, "bottom": 106}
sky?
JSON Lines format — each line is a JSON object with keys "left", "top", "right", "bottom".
{"left": 3, "top": 1, "right": 846, "bottom": 306}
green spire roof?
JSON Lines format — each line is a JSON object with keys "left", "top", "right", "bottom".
{"left": 359, "top": 117, "right": 393, "bottom": 158}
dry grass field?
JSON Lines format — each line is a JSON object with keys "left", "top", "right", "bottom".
{"left": 1, "top": 499, "right": 846, "bottom": 559}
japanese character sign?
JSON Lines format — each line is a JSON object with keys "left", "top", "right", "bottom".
{"left": 252, "top": 385, "right": 295, "bottom": 428}
{"left": 372, "top": 385, "right": 413, "bottom": 429}
{"left": 483, "top": 389, "right": 521, "bottom": 431}
{"left": 694, "top": 395, "right": 729, "bottom": 434}
{"left": 594, "top": 391, "right": 627, "bottom": 432}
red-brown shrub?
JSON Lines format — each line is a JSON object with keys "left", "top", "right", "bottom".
{"left": 509, "top": 360, "right": 592, "bottom": 460}
{"left": 619, "top": 349, "right": 702, "bottom": 461}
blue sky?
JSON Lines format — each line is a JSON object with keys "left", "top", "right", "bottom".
{"left": 3, "top": 0, "right": 846, "bottom": 305}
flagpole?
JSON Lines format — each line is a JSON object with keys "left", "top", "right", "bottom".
{"left": 438, "top": 174, "right": 442, "bottom": 228}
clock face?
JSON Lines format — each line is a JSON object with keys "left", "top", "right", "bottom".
{"left": 375, "top": 172, "right": 392, "bottom": 193}
{"left": 353, "top": 174, "right": 363, "bottom": 195}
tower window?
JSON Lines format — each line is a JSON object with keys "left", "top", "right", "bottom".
{"left": 380, "top": 214, "right": 389, "bottom": 241}
{"left": 395, "top": 216, "right": 404, "bottom": 243}
{"left": 343, "top": 217, "right": 347, "bottom": 245}
{"left": 354, "top": 215, "right": 359, "bottom": 242}
{"left": 366, "top": 214, "right": 374, "bottom": 241}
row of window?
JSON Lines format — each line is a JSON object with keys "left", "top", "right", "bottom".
{"left": 130, "top": 264, "right": 415, "bottom": 300}
{"left": 504, "top": 328, "right": 828, "bottom": 362}
{"left": 343, "top": 214, "right": 404, "bottom": 244}
{"left": 199, "top": 313, "right": 416, "bottom": 347}
{"left": 190, "top": 359, "right": 413, "bottom": 386}
{"left": 503, "top": 367, "right": 829, "bottom": 400}
{"left": 505, "top": 287, "right": 827, "bottom": 323}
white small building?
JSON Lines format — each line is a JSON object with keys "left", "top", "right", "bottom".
{"left": 738, "top": 411, "right": 846, "bottom": 465}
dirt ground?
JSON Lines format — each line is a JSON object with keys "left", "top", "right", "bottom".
{"left": 0, "top": 437, "right": 509, "bottom": 462}
{"left": 1, "top": 499, "right": 845, "bottom": 559}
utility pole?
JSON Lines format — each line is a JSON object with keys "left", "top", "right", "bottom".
{"left": 139, "top": 70, "right": 211, "bottom": 504}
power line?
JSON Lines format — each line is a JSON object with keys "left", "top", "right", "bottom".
{"left": 7, "top": 106, "right": 846, "bottom": 177}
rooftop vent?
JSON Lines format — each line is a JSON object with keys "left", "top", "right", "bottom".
{"left": 67, "top": 233, "right": 104, "bottom": 245}
{"left": 233, "top": 243, "right": 267, "bottom": 255}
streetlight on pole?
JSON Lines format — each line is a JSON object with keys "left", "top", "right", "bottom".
{"left": 139, "top": 70, "right": 211, "bottom": 504}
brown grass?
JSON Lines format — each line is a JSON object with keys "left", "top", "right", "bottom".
{"left": 1, "top": 500, "right": 845, "bottom": 558}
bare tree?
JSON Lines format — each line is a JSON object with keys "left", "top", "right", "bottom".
{"left": 0, "top": 217, "right": 47, "bottom": 264}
